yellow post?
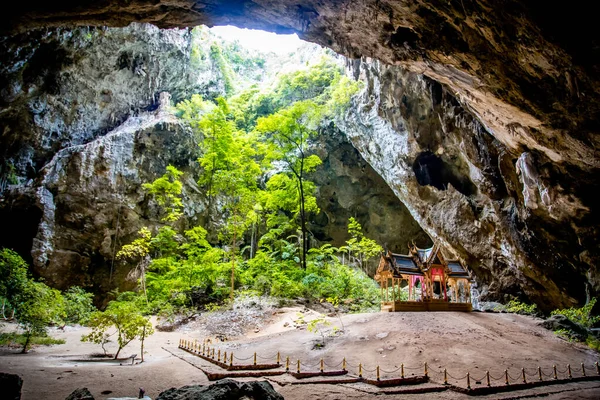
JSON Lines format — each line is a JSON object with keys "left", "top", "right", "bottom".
{"left": 254, "top": 352, "right": 257, "bottom": 366}
{"left": 277, "top": 352, "right": 280, "bottom": 365}
{"left": 377, "top": 366, "right": 380, "bottom": 381}
{"left": 538, "top": 366, "right": 542, "bottom": 381}
{"left": 522, "top": 368, "right": 526, "bottom": 384}
{"left": 582, "top": 363, "right": 586, "bottom": 377}
{"left": 401, "top": 363, "right": 405, "bottom": 379}
{"left": 358, "top": 363, "right": 363, "bottom": 378}
{"left": 486, "top": 371, "right": 491, "bottom": 387}
{"left": 342, "top": 358, "right": 347, "bottom": 371}
{"left": 218, "top": 349, "right": 221, "bottom": 362}
{"left": 320, "top": 359, "right": 324, "bottom": 373}
{"left": 230, "top": 352, "right": 233, "bottom": 367}
{"left": 553, "top": 365, "right": 558, "bottom": 380}
{"left": 567, "top": 364, "right": 572, "bottom": 379}
{"left": 212, "top": 348, "right": 215, "bottom": 359}
{"left": 223, "top": 351, "right": 227, "bottom": 363}
{"left": 286, "top": 356, "right": 290, "bottom": 372}
{"left": 444, "top": 369, "right": 448, "bottom": 385}
{"left": 505, "top": 369, "right": 509, "bottom": 385}
{"left": 297, "top": 359, "right": 301, "bottom": 374}
{"left": 424, "top": 362, "right": 428, "bottom": 377}
{"left": 467, "top": 372, "right": 471, "bottom": 390}
{"left": 202, "top": 344, "right": 205, "bottom": 356}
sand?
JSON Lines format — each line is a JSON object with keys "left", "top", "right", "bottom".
{"left": 2, "top": 309, "right": 600, "bottom": 399}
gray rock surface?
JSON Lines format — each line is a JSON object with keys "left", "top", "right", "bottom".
{"left": 156, "top": 379, "right": 284, "bottom": 400}
{"left": 0, "top": 372, "right": 23, "bottom": 400}
{"left": 65, "top": 387, "right": 94, "bottom": 400}
{"left": 539, "top": 315, "right": 589, "bottom": 342}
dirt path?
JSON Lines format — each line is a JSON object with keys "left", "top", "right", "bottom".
{"left": 1, "top": 309, "right": 599, "bottom": 399}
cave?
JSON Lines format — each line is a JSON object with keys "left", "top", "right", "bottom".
{"left": 0, "top": 1, "right": 598, "bottom": 313}
{"left": 0, "top": 198, "right": 42, "bottom": 265}
{"left": 412, "top": 151, "right": 476, "bottom": 197}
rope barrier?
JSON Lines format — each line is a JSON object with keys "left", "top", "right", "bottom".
{"left": 177, "top": 339, "right": 600, "bottom": 389}
{"left": 323, "top": 360, "right": 343, "bottom": 368}
{"left": 446, "top": 371, "right": 469, "bottom": 380}
{"left": 257, "top": 353, "right": 279, "bottom": 360}
{"left": 380, "top": 366, "right": 402, "bottom": 374}
{"left": 488, "top": 372, "right": 505, "bottom": 381}
{"left": 232, "top": 354, "right": 254, "bottom": 361}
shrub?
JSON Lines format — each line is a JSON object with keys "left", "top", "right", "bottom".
{"left": 551, "top": 298, "right": 600, "bottom": 329}
{"left": 505, "top": 299, "right": 538, "bottom": 315}
{"left": 63, "top": 286, "right": 96, "bottom": 325}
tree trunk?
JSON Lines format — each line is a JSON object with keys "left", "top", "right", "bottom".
{"left": 21, "top": 330, "right": 31, "bottom": 353}
{"left": 231, "top": 207, "right": 237, "bottom": 302}
{"left": 140, "top": 326, "right": 146, "bottom": 363}
{"left": 114, "top": 345, "right": 123, "bottom": 360}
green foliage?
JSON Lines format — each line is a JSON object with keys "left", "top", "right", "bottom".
{"left": 117, "top": 227, "right": 152, "bottom": 261}
{"left": 551, "top": 298, "right": 600, "bottom": 328}
{"left": 341, "top": 217, "right": 383, "bottom": 274}
{"left": 1, "top": 248, "right": 67, "bottom": 352}
{"left": 143, "top": 165, "right": 184, "bottom": 222}
{"left": 0, "top": 332, "right": 65, "bottom": 347}
{"left": 14, "top": 280, "right": 65, "bottom": 353}
{"left": 0, "top": 248, "right": 29, "bottom": 312}
{"left": 63, "top": 286, "right": 96, "bottom": 325}
{"left": 504, "top": 299, "right": 538, "bottom": 315}
{"left": 553, "top": 329, "right": 578, "bottom": 342}
{"left": 82, "top": 299, "right": 154, "bottom": 359}
{"left": 586, "top": 335, "right": 600, "bottom": 351}
{"left": 306, "top": 314, "right": 331, "bottom": 348}
{"left": 210, "top": 43, "right": 235, "bottom": 95}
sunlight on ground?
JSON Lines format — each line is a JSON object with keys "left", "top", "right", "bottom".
{"left": 210, "top": 25, "right": 303, "bottom": 54}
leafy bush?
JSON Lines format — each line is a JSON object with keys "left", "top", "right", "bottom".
{"left": 63, "top": 286, "right": 96, "bottom": 325}
{"left": 551, "top": 298, "right": 600, "bottom": 328}
{"left": 505, "top": 299, "right": 538, "bottom": 315}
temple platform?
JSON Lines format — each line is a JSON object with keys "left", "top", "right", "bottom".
{"left": 381, "top": 300, "right": 472, "bottom": 312}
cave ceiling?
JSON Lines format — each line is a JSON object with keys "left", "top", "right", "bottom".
{"left": 4, "top": 1, "right": 599, "bottom": 166}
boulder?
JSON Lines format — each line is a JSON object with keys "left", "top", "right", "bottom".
{"left": 65, "top": 388, "right": 95, "bottom": 400}
{"left": 156, "top": 379, "right": 283, "bottom": 400}
{"left": 0, "top": 372, "right": 23, "bottom": 400}
{"left": 539, "top": 314, "right": 589, "bottom": 341}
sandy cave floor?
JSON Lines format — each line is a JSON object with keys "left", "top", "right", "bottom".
{"left": 2, "top": 308, "right": 600, "bottom": 399}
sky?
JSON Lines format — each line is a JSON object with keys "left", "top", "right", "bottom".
{"left": 210, "top": 25, "right": 303, "bottom": 54}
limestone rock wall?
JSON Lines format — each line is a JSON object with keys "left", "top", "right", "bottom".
{"left": 339, "top": 59, "right": 598, "bottom": 310}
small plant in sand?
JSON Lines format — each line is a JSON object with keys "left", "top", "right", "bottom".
{"left": 82, "top": 300, "right": 154, "bottom": 360}
{"left": 306, "top": 315, "right": 338, "bottom": 349}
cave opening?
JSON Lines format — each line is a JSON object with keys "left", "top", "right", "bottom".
{"left": 0, "top": 198, "right": 42, "bottom": 264}
{"left": 412, "top": 151, "right": 476, "bottom": 197}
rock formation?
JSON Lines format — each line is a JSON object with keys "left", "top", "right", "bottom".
{"left": 1, "top": 1, "right": 598, "bottom": 309}
{"left": 339, "top": 59, "right": 596, "bottom": 309}
{"left": 0, "top": 23, "right": 424, "bottom": 301}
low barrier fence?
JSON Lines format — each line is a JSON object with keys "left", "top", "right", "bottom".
{"left": 177, "top": 338, "right": 600, "bottom": 392}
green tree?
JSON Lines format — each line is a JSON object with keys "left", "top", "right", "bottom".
{"left": 0, "top": 248, "right": 29, "bottom": 319}
{"left": 82, "top": 300, "right": 154, "bottom": 359}
{"left": 256, "top": 100, "right": 323, "bottom": 269}
{"left": 63, "top": 286, "right": 96, "bottom": 325}
{"left": 14, "top": 281, "right": 65, "bottom": 353}
{"left": 117, "top": 227, "right": 152, "bottom": 305}
{"left": 143, "top": 165, "right": 184, "bottom": 223}
{"left": 342, "top": 217, "right": 383, "bottom": 274}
